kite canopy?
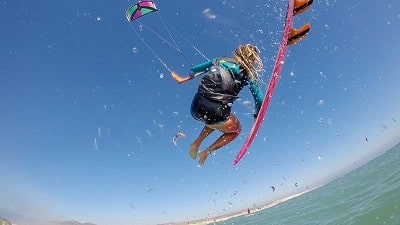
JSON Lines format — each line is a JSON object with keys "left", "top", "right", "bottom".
{"left": 126, "top": 1, "right": 158, "bottom": 22}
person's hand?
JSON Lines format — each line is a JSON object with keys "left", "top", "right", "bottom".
{"left": 171, "top": 71, "right": 184, "bottom": 84}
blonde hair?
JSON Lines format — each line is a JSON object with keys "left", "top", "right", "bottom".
{"left": 233, "top": 44, "right": 263, "bottom": 81}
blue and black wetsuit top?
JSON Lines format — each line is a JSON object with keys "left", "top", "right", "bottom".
{"left": 190, "top": 57, "right": 264, "bottom": 125}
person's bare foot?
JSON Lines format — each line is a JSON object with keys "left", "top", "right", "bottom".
{"left": 198, "top": 150, "right": 210, "bottom": 165}
{"left": 189, "top": 143, "right": 199, "bottom": 160}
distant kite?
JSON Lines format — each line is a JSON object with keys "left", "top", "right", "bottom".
{"left": 270, "top": 186, "right": 275, "bottom": 192}
{"left": 172, "top": 132, "right": 185, "bottom": 145}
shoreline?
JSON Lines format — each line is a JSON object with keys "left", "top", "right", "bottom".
{"left": 164, "top": 188, "right": 316, "bottom": 225}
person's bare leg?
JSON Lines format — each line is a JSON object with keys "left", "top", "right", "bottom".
{"left": 198, "top": 114, "right": 241, "bottom": 165}
{"left": 189, "top": 125, "right": 215, "bottom": 160}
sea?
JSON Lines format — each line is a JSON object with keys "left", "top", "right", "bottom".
{"left": 211, "top": 143, "right": 400, "bottom": 225}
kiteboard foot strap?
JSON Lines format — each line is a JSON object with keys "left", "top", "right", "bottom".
{"left": 287, "top": 23, "right": 310, "bottom": 45}
{"left": 294, "top": 0, "right": 313, "bottom": 16}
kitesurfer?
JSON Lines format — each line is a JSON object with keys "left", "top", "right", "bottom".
{"left": 170, "top": 0, "right": 312, "bottom": 165}
{"left": 171, "top": 44, "right": 264, "bottom": 165}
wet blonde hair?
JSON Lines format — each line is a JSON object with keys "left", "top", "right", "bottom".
{"left": 233, "top": 44, "right": 263, "bottom": 81}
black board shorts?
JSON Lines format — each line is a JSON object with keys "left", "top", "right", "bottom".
{"left": 190, "top": 93, "right": 230, "bottom": 125}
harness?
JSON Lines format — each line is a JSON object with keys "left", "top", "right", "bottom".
{"left": 198, "top": 58, "right": 248, "bottom": 104}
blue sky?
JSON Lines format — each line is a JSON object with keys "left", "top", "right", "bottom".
{"left": 1, "top": 0, "right": 400, "bottom": 225}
